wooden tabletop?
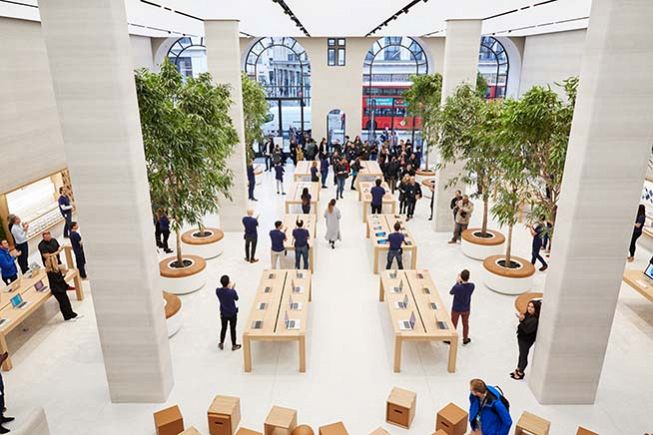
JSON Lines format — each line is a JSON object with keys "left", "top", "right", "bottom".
{"left": 358, "top": 160, "right": 383, "bottom": 178}
{"left": 367, "top": 214, "right": 416, "bottom": 250}
{"left": 293, "top": 161, "right": 313, "bottom": 179}
{"left": 285, "top": 181, "right": 320, "bottom": 204}
{"left": 623, "top": 269, "right": 653, "bottom": 302}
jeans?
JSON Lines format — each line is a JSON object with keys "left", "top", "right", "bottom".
{"left": 276, "top": 180, "right": 284, "bottom": 193}
{"left": 295, "top": 245, "right": 309, "bottom": 270}
{"left": 301, "top": 204, "right": 311, "bottom": 214}
{"left": 245, "top": 235, "right": 257, "bottom": 261}
{"left": 386, "top": 249, "right": 404, "bottom": 270}
{"left": 62, "top": 212, "right": 72, "bottom": 238}
{"left": 630, "top": 231, "right": 642, "bottom": 257}
{"left": 220, "top": 315, "right": 238, "bottom": 346}
{"left": 265, "top": 155, "right": 271, "bottom": 171}
{"left": 320, "top": 171, "right": 328, "bottom": 187}
{"left": 15, "top": 242, "right": 28, "bottom": 274}
{"left": 452, "top": 223, "right": 467, "bottom": 242}
{"left": 336, "top": 177, "right": 346, "bottom": 198}
{"left": 451, "top": 311, "right": 470, "bottom": 340}
{"left": 531, "top": 246, "right": 548, "bottom": 268}
{"left": 517, "top": 338, "right": 535, "bottom": 371}
{"left": 371, "top": 204, "right": 382, "bottom": 214}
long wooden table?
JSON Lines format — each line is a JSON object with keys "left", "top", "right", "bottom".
{"left": 379, "top": 269, "right": 457, "bottom": 373}
{"left": 623, "top": 269, "right": 653, "bottom": 302}
{"left": 283, "top": 213, "right": 317, "bottom": 273}
{"left": 355, "top": 160, "right": 383, "bottom": 189}
{"left": 366, "top": 214, "right": 417, "bottom": 274}
{"left": 284, "top": 181, "right": 320, "bottom": 214}
{"left": 243, "top": 269, "right": 312, "bottom": 373}
{"left": 0, "top": 245, "right": 83, "bottom": 371}
{"left": 293, "top": 161, "right": 313, "bottom": 181}
{"left": 357, "top": 181, "right": 397, "bottom": 223}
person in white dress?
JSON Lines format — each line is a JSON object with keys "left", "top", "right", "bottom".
{"left": 324, "top": 199, "right": 342, "bottom": 249}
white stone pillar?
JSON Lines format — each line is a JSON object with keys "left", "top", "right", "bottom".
{"left": 529, "top": 0, "right": 653, "bottom": 404}
{"left": 39, "top": 0, "right": 173, "bottom": 402}
{"left": 204, "top": 20, "right": 248, "bottom": 232}
{"left": 432, "top": 19, "right": 482, "bottom": 232}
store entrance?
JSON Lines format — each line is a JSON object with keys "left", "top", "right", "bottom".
{"left": 264, "top": 98, "right": 310, "bottom": 152}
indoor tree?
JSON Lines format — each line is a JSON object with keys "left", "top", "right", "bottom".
{"left": 437, "top": 83, "right": 504, "bottom": 237}
{"left": 241, "top": 72, "right": 269, "bottom": 161}
{"left": 135, "top": 59, "right": 238, "bottom": 267}
{"left": 405, "top": 73, "right": 442, "bottom": 167}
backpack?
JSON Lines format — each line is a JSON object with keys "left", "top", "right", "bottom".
{"left": 493, "top": 386, "right": 510, "bottom": 411}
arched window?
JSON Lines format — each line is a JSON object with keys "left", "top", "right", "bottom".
{"left": 478, "top": 36, "right": 509, "bottom": 99}
{"left": 166, "top": 37, "right": 207, "bottom": 78}
{"left": 362, "top": 37, "right": 429, "bottom": 144}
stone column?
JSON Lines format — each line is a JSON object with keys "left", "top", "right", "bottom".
{"left": 529, "top": 0, "right": 653, "bottom": 404}
{"left": 204, "top": 20, "right": 248, "bottom": 232}
{"left": 39, "top": 0, "right": 173, "bottom": 402}
{"left": 432, "top": 19, "right": 482, "bottom": 232}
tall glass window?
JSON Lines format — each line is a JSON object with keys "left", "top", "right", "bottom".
{"left": 478, "top": 36, "right": 509, "bottom": 99}
{"left": 166, "top": 37, "right": 207, "bottom": 79}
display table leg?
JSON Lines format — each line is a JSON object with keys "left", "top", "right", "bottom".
{"left": 73, "top": 271, "right": 84, "bottom": 301}
{"left": 243, "top": 335, "right": 252, "bottom": 372}
{"left": 393, "top": 337, "right": 402, "bottom": 373}
{"left": 411, "top": 249, "right": 417, "bottom": 269}
{"left": 448, "top": 335, "right": 458, "bottom": 373}
{"left": 379, "top": 280, "right": 385, "bottom": 302}
{"left": 309, "top": 248, "right": 314, "bottom": 273}
{"left": 298, "top": 335, "right": 306, "bottom": 373}
{"left": 373, "top": 249, "right": 379, "bottom": 274}
{"left": 0, "top": 335, "right": 12, "bottom": 371}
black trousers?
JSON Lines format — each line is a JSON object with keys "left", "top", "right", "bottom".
{"left": 517, "top": 338, "right": 535, "bottom": 372}
{"left": 161, "top": 230, "right": 171, "bottom": 251}
{"left": 220, "top": 315, "right": 238, "bottom": 345}
{"left": 74, "top": 249, "right": 87, "bottom": 279}
{"left": 155, "top": 224, "right": 162, "bottom": 247}
{"left": 630, "top": 231, "right": 642, "bottom": 257}
{"left": 301, "top": 204, "right": 311, "bottom": 214}
{"left": 531, "top": 242, "right": 548, "bottom": 267}
{"left": 2, "top": 275, "right": 17, "bottom": 285}
{"left": 406, "top": 199, "right": 416, "bottom": 217}
{"left": 62, "top": 212, "right": 72, "bottom": 238}
{"left": 15, "top": 242, "right": 28, "bottom": 274}
{"left": 245, "top": 235, "right": 257, "bottom": 261}
{"left": 248, "top": 180, "right": 256, "bottom": 200}
{"left": 371, "top": 204, "right": 382, "bottom": 214}
{"left": 52, "top": 290, "right": 76, "bottom": 320}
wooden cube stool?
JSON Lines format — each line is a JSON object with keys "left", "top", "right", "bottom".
{"left": 319, "top": 422, "right": 348, "bottom": 435}
{"left": 180, "top": 427, "right": 203, "bottom": 435}
{"left": 208, "top": 395, "right": 241, "bottom": 435}
{"left": 435, "top": 402, "right": 467, "bottom": 435}
{"left": 154, "top": 405, "right": 184, "bottom": 435}
{"left": 432, "top": 431, "right": 448, "bottom": 435}
{"left": 515, "top": 411, "right": 551, "bottom": 435}
{"left": 577, "top": 427, "right": 598, "bottom": 435}
{"left": 236, "top": 429, "right": 263, "bottom": 435}
{"left": 265, "top": 406, "right": 298, "bottom": 435}
{"left": 386, "top": 387, "right": 416, "bottom": 429}
{"left": 369, "top": 428, "right": 390, "bottom": 435}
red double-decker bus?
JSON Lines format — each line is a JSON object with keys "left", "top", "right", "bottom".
{"left": 362, "top": 85, "right": 422, "bottom": 132}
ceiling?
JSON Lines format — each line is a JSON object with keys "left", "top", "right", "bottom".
{"left": 0, "top": 0, "right": 592, "bottom": 38}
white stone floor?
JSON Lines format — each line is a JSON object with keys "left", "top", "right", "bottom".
{"left": 4, "top": 163, "right": 653, "bottom": 434}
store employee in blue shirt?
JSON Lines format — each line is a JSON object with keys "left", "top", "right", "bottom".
{"left": 370, "top": 178, "right": 386, "bottom": 214}
{"left": 216, "top": 275, "right": 241, "bottom": 351}
{"left": 242, "top": 209, "right": 259, "bottom": 263}
{"left": 292, "top": 220, "right": 310, "bottom": 270}
{"left": 58, "top": 187, "right": 73, "bottom": 238}
{"left": 0, "top": 240, "right": 19, "bottom": 285}
{"left": 385, "top": 221, "right": 405, "bottom": 270}
{"left": 270, "top": 221, "right": 287, "bottom": 269}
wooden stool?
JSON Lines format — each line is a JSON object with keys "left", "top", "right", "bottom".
{"left": 236, "top": 429, "right": 263, "bottom": 435}
{"left": 207, "top": 395, "right": 241, "bottom": 435}
{"left": 265, "top": 406, "right": 298, "bottom": 435}
{"left": 432, "top": 431, "right": 448, "bottom": 435}
{"left": 515, "top": 411, "right": 551, "bottom": 435}
{"left": 318, "top": 422, "right": 349, "bottom": 435}
{"left": 576, "top": 427, "right": 599, "bottom": 435}
{"left": 154, "top": 405, "right": 184, "bottom": 435}
{"left": 180, "top": 427, "right": 203, "bottom": 435}
{"left": 386, "top": 387, "right": 416, "bottom": 429}
{"left": 369, "top": 429, "right": 390, "bottom": 435}
{"left": 435, "top": 402, "right": 467, "bottom": 435}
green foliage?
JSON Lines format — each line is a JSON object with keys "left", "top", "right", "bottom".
{"left": 135, "top": 59, "right": 238, "bottom": 262}
{"left": 242, "top": 72, "right": 268, "bottom": 161}
{"left": 476, "top": 73, "right": 489, "bottom": 99}
{"left": 405, "top": 73, "right": 442, "bottom": 118}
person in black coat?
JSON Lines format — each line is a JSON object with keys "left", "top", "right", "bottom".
{"left": 0, "top": 352, "right": 14, "bottom": 433}
{"left": 511, "top": 299, "right": 541, "bottom": 380}
{"left": 45, "top": 256, "right": 80, "bottom": 322}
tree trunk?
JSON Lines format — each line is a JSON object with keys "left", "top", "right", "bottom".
{"left": 481, "top": 193, "right": 489, "bottom": 236}
{"left": 505, "top": 224, "right": 513, "bottom": 267}
{"left": 176, "top": 230, "right": 182, "bottom": 266}
{"left": 198, "top": 222, "right": 205, "bottom": 236}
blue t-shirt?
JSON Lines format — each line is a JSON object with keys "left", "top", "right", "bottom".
{"left": 70, "top": 231, "right": 83, "bottom": 253}
{"left": 270, "top": 229, "right": 286, "bottom": 252}
{"left": 216, "top": 286, "right": 239, "bottom": 317}
{"left": 449, "top": 282, "right": 475, "bottom": 312}
{"left": 58, "top": 195, "right": 71, "bottom": 216}
{"left": 370, "top": 185, "right": 386, "bottom": 206}
{"left": 388, "top": 232, "right": 405, "bottom": 250}
{"left": 293, "top": 228, "right": 310, "bottom": 248}
{"left": 242, "top": 216, "right": 258, "bottom": 237}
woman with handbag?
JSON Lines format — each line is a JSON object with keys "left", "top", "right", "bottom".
{"left": 45, "top": 256, "right": 81, "bottom": 322}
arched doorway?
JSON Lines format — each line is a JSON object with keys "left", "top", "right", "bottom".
{"left": 326, "top": 109, "right": 346, "bottom": 146}
{"left": 166, "top": 37, "right": 207, "bottom": 78}
{"left": 245, "top": 37, "right": 311, "bottom": 152}
{"left": 478, "top": 36, "right": 509, "bottom": 99}
{"left": 362, "top": 36, "right": 429, "bottom": 148}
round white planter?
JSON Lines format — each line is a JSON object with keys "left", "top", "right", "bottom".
{"left": 483, "top": 255, "right": 535, "bottom": 295}
{"left": 181, "top": 228, "right": 224, "bottom": 260}
{"left": 159, "top": 255, "right": 207, "bottom": 295}
{"left": 461, "top": 229, "right": 506, "bottom": 260}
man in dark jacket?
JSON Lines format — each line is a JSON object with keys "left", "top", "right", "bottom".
{"left": 450, "top": 269, "right": 475, "bottom": 345}
{"left": 216, "top": 275, "right": 241, "bottom": 351}
{"left": 247, "top": 160, "right": 257, "bottom": 201}
{"left": 469, "top": 379, "right": 512, "bottom": 435}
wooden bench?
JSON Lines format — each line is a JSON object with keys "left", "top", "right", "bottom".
{"left": 243, "top": 270, "right": 312, "bottom": 373}
{"left": 0, "top": 245, "right": 83, "bottom": 371}
{"left": 358, "top": 181, "right": 397, "bottom": 223}
{"left": 284, "top": 182, "right": 320, "bottom": 214}
{"left": 283, "top": 214, "right": 317, "bottom": 273}
{"left": 355, "top": 160, "right": 383, "bottom": 189}
{"left": 366, "top": 214, "right": 417, "bottom": 274}
{"left": 379, "top": 270, "right": 457, "bottom": 373}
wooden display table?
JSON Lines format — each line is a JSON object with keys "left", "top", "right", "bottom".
{"left": 366, "top": 214, "right": 417, "bottom": 274}
{"left": 243, "top": 270, "right": 312, "bottom": 373}
{"left": 515, "top": 411, "right": 550, "bottom": 435}
{"left": 283, "top": 214, "right": 317, "bottom": 273}
{"left": 355, "top": 160, "right": 383, "bottom": 189}
{"left": 379, "top": 270, "right": 457, "bottom": 373}
{"left": 622, "top": 269, "right": 653, "bottom": 302}
{"left": 284, "top": 182, "right": 320, "bottom": 214}
{"left": 0, "top": 246, "right": 83, "bottom": 371}
{"left": 293, "top": 161, "right": 313, "bottom": 181}
{"left": 357, "top": 181, "right": 397, "bottom": 222}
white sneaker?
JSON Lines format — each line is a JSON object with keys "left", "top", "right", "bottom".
{"left": 71, "top": 314, "right": 85, "bottom": 322}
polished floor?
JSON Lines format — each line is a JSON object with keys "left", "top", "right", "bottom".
{"left": 5, "top": 163, "right": 653, "bottom": 434}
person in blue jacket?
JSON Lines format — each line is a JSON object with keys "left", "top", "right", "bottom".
{"left": 468, "top": 378, "right": 512, "bottom": 435}
{"left": 0, "top": 240, "right": 19, "bottom": 285}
